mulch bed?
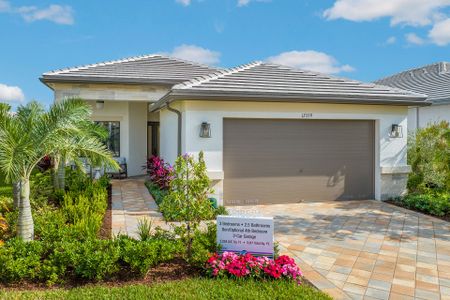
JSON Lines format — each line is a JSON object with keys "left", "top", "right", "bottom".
{"left": 385, "top": 199, "right": 450, "bottom": 222}
{"left": 0, "top": 259, "right": 201, "bottom": 291}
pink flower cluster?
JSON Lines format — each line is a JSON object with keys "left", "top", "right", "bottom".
{"left": 144, "top": 156, "right": 173, "bottom": 189}
{"left": 206, "top": 252, "right": 303, "bottom": 284}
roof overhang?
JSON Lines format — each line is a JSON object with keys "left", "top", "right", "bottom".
{"left": 150, "top": 90, "right": 430, "bottom": 112}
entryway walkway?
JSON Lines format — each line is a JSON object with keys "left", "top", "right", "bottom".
{"left": 111, "top": 177, "right": 165, "bottom": 238}
{"left": 229, "top": 201, "right": 450, "bottom": 300}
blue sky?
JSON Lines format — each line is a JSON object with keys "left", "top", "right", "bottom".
{"left": 1, "top": 0, "right": 449, "bottom": 107}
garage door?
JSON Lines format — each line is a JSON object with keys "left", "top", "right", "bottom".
{"left": 223, "top": 119, "right": 374, "bottom": 205}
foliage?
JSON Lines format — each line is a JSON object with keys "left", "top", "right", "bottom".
{"left": 119, "top": 235, "right": 183, "bottom": 277}
{"left": 30, "top": 170, "right": 55, "bottom": 208}
{"left": 0, "top": 100, "right": 118, "bottom": 241}
{"left": 136, "top": 218, "right": 153, "bottom": 241}
{"left": 408, "top": 121, "right": 450, "bottom": 194}
{"left": 206, "top": 252, "right": 303, "bottom": 284}
{"left": 144, "top": 156, "right": 173, "bottom": 190}
{"left": 160, "top": 152, "right": 215, "bottom": 222}
{"left": 0, "top": 278, "right": 331, "bottom": 300}
{"left": 399, "top": 192, "right": 450, "bottom": 217}
{"left": 145, "top": 181, "right": 168, "bottom": 205}
{"left": 0, "top": 172, "right": 12, "bottom": 197}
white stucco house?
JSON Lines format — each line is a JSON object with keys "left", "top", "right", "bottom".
{"left": 41, "top": 55, "right": 428, "bottom": 205}
{"left": 375, "top": 62, "right": 450, "bottom": 132}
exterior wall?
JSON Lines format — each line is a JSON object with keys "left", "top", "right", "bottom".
{"left": 159, "top": 100, "right": 411, "bottom": 204}
{"left": 408, "top": 104, "right": 450, "bottom": 132}
{"left": 128, "top": 102, "right": 149, "bottom": 176}
{"left": 52, "top": 82, "right": 161, "bottom": 177}
{"left": 159, "top": 105, "right": 180, "bottom": 165}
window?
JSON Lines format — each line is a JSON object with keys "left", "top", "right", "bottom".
{"left": 95, "top": 121, "right": 120, "bottom": 157}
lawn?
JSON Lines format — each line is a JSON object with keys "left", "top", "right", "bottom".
{"left": 0, "top": 173, "right": 12, "bottom": 197}
{"left": 0, "top": 278, "right": 331, "bottom": 300}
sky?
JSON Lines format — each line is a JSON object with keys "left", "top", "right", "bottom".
{"left": 0, "top": 0, "right": 449, "bottom": 107}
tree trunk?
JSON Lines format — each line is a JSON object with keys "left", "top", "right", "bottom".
{"left": 12, "top": 181, "right": 21, "bottom": 209}
{"left": 17, "top": 179, "right": 34, "bottom": 241}
{"left": 57, "top": 159, "right": 65, "bottom": 190}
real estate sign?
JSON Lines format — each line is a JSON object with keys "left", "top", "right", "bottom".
{"left": 216, "top": 215, "right": 274, "bottom": 256}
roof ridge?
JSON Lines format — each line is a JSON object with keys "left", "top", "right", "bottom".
{"left": 172, "top": 61, "right": 262, "bottom": 89}
{"left": 157, "top": 54, "right": 222, "bottom": 71}
{"left": 375, "top": 61, "right": 450, "bottom": 82}
{"left": 43, "top": 54, "right": 219, "bottom": 76}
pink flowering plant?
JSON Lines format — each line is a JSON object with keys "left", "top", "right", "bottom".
{"left": 206, "top": 252, "right": 303, "bottom": 284}
{"left": 144, "top": 155, "right": 173, "bottom": 190}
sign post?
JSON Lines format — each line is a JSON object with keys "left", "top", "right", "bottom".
{"left": 216, "top": 215, "right": 274, "bottom": 257}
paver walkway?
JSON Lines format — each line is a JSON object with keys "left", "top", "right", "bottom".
{"left": 230, "top": 201, "right": 450, "bottom": 300}
{"left": 111, "top": 177, "right": 165, "bottom": 238}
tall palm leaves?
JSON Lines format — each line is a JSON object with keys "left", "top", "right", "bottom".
{"left": 0, "top": 99, "right": 118, "bottom": 241}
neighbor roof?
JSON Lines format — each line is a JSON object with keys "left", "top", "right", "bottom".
{"left": 41, "top": 54, "right": 221, "bottom": 86}
{"left": 150, "top": 62, "right": 428, "bottom": 111}
{"left": 375, "top": 62, "right": 450, "bottom": 105}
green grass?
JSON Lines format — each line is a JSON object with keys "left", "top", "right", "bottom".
{"left": 0, "top": 278, "right": 331, "bottom": 300}
{"left": 0, "top": 173, "right": 12, "bottom": 197}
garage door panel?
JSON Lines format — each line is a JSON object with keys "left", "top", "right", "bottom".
{"left": 223, "top": 119, "right": 374, "bottom": 205}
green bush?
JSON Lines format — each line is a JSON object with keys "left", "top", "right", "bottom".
{"left": 119, "top": 235, "right": 183, "bottom": 277}
{"left": 408, "top": 121, "right": 450, "bottom": 194}
{"left": 146, "top": 181, "right": 168, "bottom": 205}
{"left": 0, "top": 238, "right": 44, "bottom": 283}
{"left": 401, "top": 192, "right": 450, "bottom": 216}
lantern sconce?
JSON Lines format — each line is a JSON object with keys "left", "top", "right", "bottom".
{"left": 95, "top": 100, "right": 105, "bottom": 110}
{"left": 200, "top": 122, "right": 211, "bottom": 138}
{"left": 389, "top": 124, "right": 403, "bottom": 138}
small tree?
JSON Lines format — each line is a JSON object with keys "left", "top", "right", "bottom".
{"left": 408, "top": 121, "right": 450, "bottom": 194}
{"left": 163, "top": 152, "right": 213, "bottom": 259}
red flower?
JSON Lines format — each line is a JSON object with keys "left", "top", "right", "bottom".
{"left": 264, "top": 263, "right": 283, "bottom": 279}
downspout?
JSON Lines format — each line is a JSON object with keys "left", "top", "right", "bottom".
{"left": 166, "top": 102, "right": 182, "bottom": 156}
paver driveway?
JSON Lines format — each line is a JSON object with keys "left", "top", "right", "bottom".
{"left": 229, "top": 201, "right": 450, "bottom": 300}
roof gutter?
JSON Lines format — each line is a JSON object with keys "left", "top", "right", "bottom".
{"left": 166, "top": 102, "right": 182, "bottom": 157}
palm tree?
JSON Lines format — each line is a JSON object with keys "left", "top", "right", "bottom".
{"left": 0, "top": 99, "right": 118, "bottom": 241}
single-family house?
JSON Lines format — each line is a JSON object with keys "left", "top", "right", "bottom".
{"left": 375, "top": 62, "right": 450, "bottom": 132}
{"left": 41, "top": 55, "right": 428, "bottom": 205}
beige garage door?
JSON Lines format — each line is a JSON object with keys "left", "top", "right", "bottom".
{"left": 223, "top": 119, "right": 374, "bottom": 205}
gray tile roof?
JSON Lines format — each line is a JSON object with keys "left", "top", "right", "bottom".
{"left": 375, "top": 62, "right": 450, "bottom": 105}
{"left": 41, "top": 54, "right": 221, "bottom": 85}
{"left": 151, "top": 62, "right": 428, "bottom": 111}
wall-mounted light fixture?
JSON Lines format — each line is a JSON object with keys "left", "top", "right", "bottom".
{"left": 200, "top": 122, "right": 211, "bottom": 138}
{"left": 389, "top": 124, "right": 403, "bottom": 138}
{"left": 95, "top": 100, "right": 105, "bottom": 110}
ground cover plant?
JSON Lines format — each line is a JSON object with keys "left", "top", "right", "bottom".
{"left": 391, "top": 121, "right": 450, "bottom": 217}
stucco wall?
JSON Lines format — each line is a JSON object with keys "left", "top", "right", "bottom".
{"left": 159, "top": 100, "right": 410, "bottom": 203}
{"left": 408, "top": 104, "right": 450, "bottom": 132}
{"left": 159, "top": 104, "right": 180, "bottom": 165}
{"left": 128, "top": 102, "right": 149, "bottom": 176}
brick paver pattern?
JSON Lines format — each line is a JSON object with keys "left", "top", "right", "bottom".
{"left": 230, "top": 201, "right": 450, "bottom": 300}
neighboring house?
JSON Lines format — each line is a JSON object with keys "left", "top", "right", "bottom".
{"left": 375, "top": 62, "right": 450, "bottom": 132}
{"left": 41, "top": 55, "right": 428, "bottom": 205}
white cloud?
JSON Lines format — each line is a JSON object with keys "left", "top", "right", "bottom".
{"left": 324, "top": 0, "right": 450, "bottom": 46}
{"left": 323, "top": 0, "right": 450, "bottom": 26}
{"left": 168, "top": 44, "right": 221, "bottom": 65}
{"left": 0, "top": 1, "right": 74, "bottom": 25}
{"left": 429, "top": 18, "right": 450, "bottom": 45}
{"left": 266, "top": 50, "right": 354, "bottom": 74}
{"left": 385, "top": 36, "right": 397, "bottom": 44}
{"left": 405, "top": 33, "right": 425, "bottom": 45}
{"left": 17, "top": 4, "right": 74, "bottom": 25}
{"left": 0, "top": 0, "right": 10, "bottom": 12}
{"left": 0, "top": 84, "right": 25, "bottom": 103}
{"left": 237, "top": 0, "right": 270, "bottom": 7}
{"left": 176, "top": 0, "right": 191, "bottom": 6}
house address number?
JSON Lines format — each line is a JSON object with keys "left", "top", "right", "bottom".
{"left": 300, "top": 113, "right": 313, "bottom": 118}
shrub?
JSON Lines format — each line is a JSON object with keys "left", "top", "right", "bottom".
{"left": 30, "top": 170, "right": 54, "bottom": 209}
{"left": 119, "top": 236, "right": 183, "bottom": 277}
{"left": 401, "top": 192, "right": 450, "bottom": 216}
{"left": 144, "top": 156, "right": 173, "bottom": 190}
{"left": 408, "top": 121, "right": 450, "bottom": 194}
{"left": 146, "top": 181, "right": 168, "bottom": 205}
{"left": 0, "top": 238, "right": 44, "bottom": 283}
{"left": 205, "top": 252, "right": 303, "bottom": 284}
